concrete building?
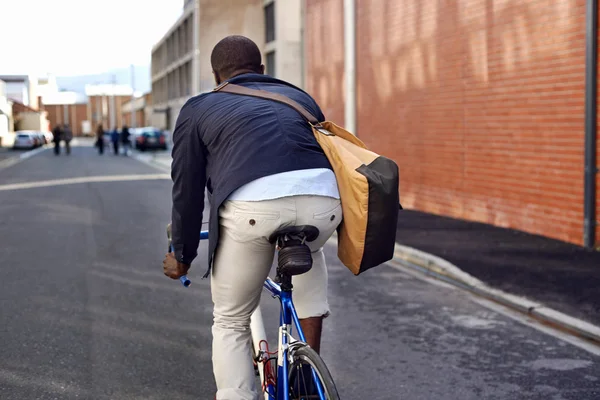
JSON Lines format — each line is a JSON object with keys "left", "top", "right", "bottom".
{"left": 151, "top": 0, "right": 303, "bottom": 132}
{"left": 150, "top": 0, "right": 197, "bottom": 132}
{"left": 0, "top": 75, "right": 39, "bottom": 110}
{"left": 0, "top": 80, "right": 14, "bottom": 140}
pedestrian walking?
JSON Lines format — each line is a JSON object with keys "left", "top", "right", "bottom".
{"left": 52, "top": 124, "right": 62, "bottom": 155}
{"left": 111, "top": 127, "right": 120, "bottom": 155}
{"left": 96, "top": 124, "right": 105, "bottom": 155}
{"left": 63, "top": 124, "right": 73, "bottom": 155}
{"left": 120, "top": 125, "right": 131, "bottom": 156}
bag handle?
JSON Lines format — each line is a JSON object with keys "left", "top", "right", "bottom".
{"left": 213, "top": 81, "right": 321, "bottom": 126}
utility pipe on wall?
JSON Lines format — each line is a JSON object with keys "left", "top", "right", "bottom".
{"left": 584, "top": 0, "right": 598, "bottom": 249}
{"left": 344, "top": 0, "right": 356, "bottom": 134}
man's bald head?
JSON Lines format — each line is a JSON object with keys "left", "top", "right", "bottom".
{"left": 211, "top": 35, "right": 264, "bottom": 84}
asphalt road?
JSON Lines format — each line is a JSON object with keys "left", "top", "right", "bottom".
{"left": 1, "top": 142, "right": 599, "bottom": 400}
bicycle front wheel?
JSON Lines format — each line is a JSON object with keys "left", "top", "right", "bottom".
{"left": 288, "top": 344, "right": 340, "bottom": 400}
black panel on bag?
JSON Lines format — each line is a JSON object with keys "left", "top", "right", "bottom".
{"left": 356, "top": 156, "right": 400, "bottom": 274}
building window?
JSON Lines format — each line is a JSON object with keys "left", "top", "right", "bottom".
{"left": 266, "top": 51, "right": 276, "bottom": 78}
{"left": 265, "top": 2, "right": 275, "bottom": 43}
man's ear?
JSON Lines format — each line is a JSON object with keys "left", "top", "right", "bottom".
{"left": 259, "top": 65, "right": 265, "bottom": 75}
{"left": 213, "top": 70, "right": 221, "bottom": 85}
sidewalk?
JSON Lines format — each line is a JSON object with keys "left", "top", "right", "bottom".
{"left": 396, "top": 210, "right": 600, "bottom": 327}
{"left": 131, "top": 150, "right": 172, "bottom": 171}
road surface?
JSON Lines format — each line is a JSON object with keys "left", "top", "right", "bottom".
{"left": 0, "top": 142, "right": 599, "bottom": 399}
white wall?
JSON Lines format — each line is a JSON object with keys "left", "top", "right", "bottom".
{"left": 273, "top": 0, "right": 302, "bottom": 87}
{"left": 198, "top": 0, "right": 264, "bottom": 92}
{"left": 16, "top": 112, "right": 48, "bottom": 131}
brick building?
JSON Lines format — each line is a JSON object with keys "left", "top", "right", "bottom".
{"left": 85, "top": 84, "right": 133, "bottom": 135}
{"left": 305, "top": 0, "right": 599, "bottom": 247}
{"left": 121, "top": 93, "right": 152, "bottom": 128}
{"left": 40, "top": 91, "right": 88, "bottom": 135}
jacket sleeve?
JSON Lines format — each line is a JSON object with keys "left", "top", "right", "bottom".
{"left": 170, "top": 102, "right": 206, "bottom": 266}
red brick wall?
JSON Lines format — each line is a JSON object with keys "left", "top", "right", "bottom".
{"left": 45, "top": 105, "right": 61, "bottom": 129}
{"left": 306, "top": 0, "right": 597, "bottom": 246}
{"left": 304, "top": 0, "right": 345, "bottom": 125}
{"left": 354, "top": 0, "right": 590, "bottom": 245}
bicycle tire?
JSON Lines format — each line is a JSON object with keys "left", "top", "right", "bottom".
{"left": 288, "top": 344, "right": 340, "bottom": 400}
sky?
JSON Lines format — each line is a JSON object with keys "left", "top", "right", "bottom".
{"left": 0, "top": 0, "right": 183, "bottom": 77}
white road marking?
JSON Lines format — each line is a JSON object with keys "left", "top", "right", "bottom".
{"left": 0, "top": 145, "right": 49, "bottom": 172}
{"left": 0, "top": 173, "right": 170, "bottom": 192}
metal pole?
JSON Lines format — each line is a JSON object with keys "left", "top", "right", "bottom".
{"left": 130, "top": 64, "right": 136, "bottom": 128}
{"left": 584, "top": 0, "right": 598, "bottom": 249}
{"left": 343, "top": 0, "right": 356, "bottom": 134}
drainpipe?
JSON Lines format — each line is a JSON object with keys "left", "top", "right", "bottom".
{"left": 584, "top": 0, "right": 598, "bottom": 249}
{"left": 300, "top": 0, "right": 305, "bottom": 90}
{"left": 344, "top": 0, "right": 356, "bottom": 134}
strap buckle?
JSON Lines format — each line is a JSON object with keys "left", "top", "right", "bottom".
{"left": 213, "top": 81, "right": 230, "bottom": 92}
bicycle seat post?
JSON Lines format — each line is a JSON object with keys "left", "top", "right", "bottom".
{"left": 272, "top": 227, "right": 318, "bottom": 292}
{"left": 276, "top": 270, "right": 293, "bottom": 292}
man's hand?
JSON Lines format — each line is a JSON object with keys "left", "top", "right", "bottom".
{"left": 163, "top": 252, "right": 190, "bottom": 279}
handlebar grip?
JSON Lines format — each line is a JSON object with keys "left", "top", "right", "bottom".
{"left": 180, "top": 275, "right": 191, "bottom": 287}
{"left": 166, "top": 226, "right": 209, "bottom": 288}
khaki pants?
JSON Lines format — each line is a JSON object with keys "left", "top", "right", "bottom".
{"left": 211, "top": 195, "right": 342, "bottom": 400}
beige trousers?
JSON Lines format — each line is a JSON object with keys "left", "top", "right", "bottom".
{"left": 211, "top": 195, "right": 342, "bottom": 400}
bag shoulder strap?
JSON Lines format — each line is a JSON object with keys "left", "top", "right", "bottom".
{"left": 213, "top": 82, "right": 320, "bottom": 126}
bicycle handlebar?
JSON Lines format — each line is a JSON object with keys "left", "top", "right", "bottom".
{"left": 167, "top": 226, "right": 209, "bottom": 288}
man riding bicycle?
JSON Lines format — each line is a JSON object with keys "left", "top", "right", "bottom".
{"left": 163, "top": 35, "right": 342, "bottom": 400}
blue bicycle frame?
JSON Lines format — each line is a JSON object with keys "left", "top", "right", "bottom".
{"left": 261, "top": 276, "right": 326, "bottom": 399}
{"left": 176, "top": 230, "right": 326, "bottom": 400}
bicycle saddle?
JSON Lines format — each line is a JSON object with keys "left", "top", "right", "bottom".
{"left": 268, "top": 225, "right": 320, "bottom": 244}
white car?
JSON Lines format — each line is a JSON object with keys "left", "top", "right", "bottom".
{"left": 42, "top": 131, "right": 53, "bottom": 144}
{"left": 13, "top": 132, "right": 37, "bottom": 149}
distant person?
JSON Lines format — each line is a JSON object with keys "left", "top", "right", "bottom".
{"left": 52, "top": 124, "right": 63, "bottom": 155}
{"left": 111, "top": 127, "right": 120, "bottom": 155}
{"left": 120, "top": 125, "right": 131, "bottom": 156}
{"left": 96, "top": 124, "right": 105, "bottom": 155}
{"left": 63, "top": 124, "right": 73, "bottom": 155}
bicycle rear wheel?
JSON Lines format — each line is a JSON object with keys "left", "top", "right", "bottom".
{"left": 288, "top": 344, "right": 340, "bottom": 400}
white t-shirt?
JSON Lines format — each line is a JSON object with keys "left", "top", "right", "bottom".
{"left": 228, "top": 168, "right": 340, "bottom": 201}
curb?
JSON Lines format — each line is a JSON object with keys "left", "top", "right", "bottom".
{"left": 0, "top": 145, "right": 50, "bottom": 172}
{"left": 391, "top": 244, "right": 600, "bottom": 345}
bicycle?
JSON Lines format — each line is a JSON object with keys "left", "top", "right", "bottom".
{"left": 167, "top": 224, "right": 341, "bottom": 400}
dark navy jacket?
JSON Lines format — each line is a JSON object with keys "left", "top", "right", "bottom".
{"left": 170, "top": 73, "right": 332, "bottom": 276}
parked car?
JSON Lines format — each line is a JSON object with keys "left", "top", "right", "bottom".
{"left": 34, "top": 132, "right": 46, "bottom": 146}
{"left": 42, "top": 131, "right": 53, "bottom": 144}
{"left": 133, "top": 127, "right": 168, "bottom": 151}
{"left": 13, "top": 132, "right": 37, "bottom": 149}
